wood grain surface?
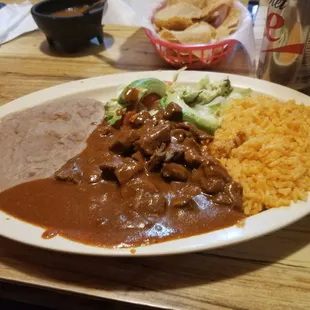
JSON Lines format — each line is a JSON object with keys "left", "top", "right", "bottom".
{"left": 0, "top": 1, "right": 310, "bottom": 309}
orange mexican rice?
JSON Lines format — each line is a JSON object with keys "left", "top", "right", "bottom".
{"left": 210, "top": 95, "right": 310, "bottom": 215}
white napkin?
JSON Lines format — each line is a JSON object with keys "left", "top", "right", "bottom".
{"left": 0, "top": 1, "right": 38, "bottom": 45}
{"left": 101, "top": 0, "right": 256, "bottom": 63}
{"left": 102, "top": 0, "right": 165, "bottom": 29}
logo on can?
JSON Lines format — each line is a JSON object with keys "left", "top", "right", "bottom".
{"left": 257, "top": 0, "right": 310, "bottom": 90}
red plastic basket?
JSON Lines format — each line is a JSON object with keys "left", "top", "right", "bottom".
{"left": 144, "top": 0, "right": 240, "bottom": 69}
{"left": 145, "top": 28, "right": 238, "bottom": 69}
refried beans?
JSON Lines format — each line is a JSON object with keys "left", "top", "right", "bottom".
{"left": 0, "top": 99, "right": 245, "bottom": 248}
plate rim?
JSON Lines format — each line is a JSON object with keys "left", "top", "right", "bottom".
{"left": 1, "top": 70, "right": 309, "bottom": 257}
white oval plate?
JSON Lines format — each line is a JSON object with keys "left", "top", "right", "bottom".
{"left": 0, "top": 71, "right": 309, "bottom": 256}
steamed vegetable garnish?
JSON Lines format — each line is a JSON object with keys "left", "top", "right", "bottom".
{"left": 160, "top": 93, "right": 219, "bottom": 134}
{"left": 118, "top": 78, "right": 167, "bottom": 106}
{"left": 182, "top": 89, "right": 201, "bottom": 105}
{"left": 167, "top": 72, "right": 233, "bottom": 105}
{"left": 228, "top": 88, "right": 252, "bottom": 99}
{"left": 167, "top": 84, "right": 201, "bottom": 105}
{"left": 198, "top": 75, "right": 211, "bottom": 90}
{"left": 104, "top": 99, "right": 125, "bottom": 125}
{"left": 196, "top": 78, "right": 233, "bottom": 105}
{"left": 106, "top": 71, "right": 252, "bottom": 132}
{"left": 172, "top": 66, "right": 187, "bottom": 83}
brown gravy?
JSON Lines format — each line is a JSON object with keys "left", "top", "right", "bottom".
{"left": 0, "top": 104, "right": 245, "bottom": 248}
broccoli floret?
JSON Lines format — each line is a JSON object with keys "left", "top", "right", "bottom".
{"left": 197, "top": 78, "right": 233, "bottom": 105}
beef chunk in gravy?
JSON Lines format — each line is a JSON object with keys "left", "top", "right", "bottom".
{"left": 165, "top": 143, "right": 185, "bottom": 162}
{"left": 109, "top": 128, "right": 140, "bottom": 155}
{"left": 184, "top": 149, "right": 202, "bottom": 168}
{"left": 136, "top": 122, "right": 171, "bottom": 156}
{"left": 170, "top": 185, "right": 202, "bottom": 209}
{"left": 147, "top": 143, "right": 167, "bottom": 172}
{"left": 100, "top": 155, "right": 141, "bottom": 185}
{"left": 163, "top": 102, "right": 183, "bottom": 121}
{"left": 129, "top": 111, "right": 152, "bottom": 128}
{"left": 121, "top": 176, "right": 166, "bottom": 219}
{"left": 176, "top": 122, "right": 213, "bottom": 142}
{"left": 55, "top": 158, "right": 83, "bottom": 184}
{"left": 162, "top": 163, "right": 189, "bottom": 182}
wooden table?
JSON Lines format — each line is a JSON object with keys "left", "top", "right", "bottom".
{"left": 1, "top": 1, "right": 310, "bottom": 309}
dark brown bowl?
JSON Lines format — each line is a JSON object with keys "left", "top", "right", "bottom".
{"left": 31, "top": 0, "right": 107, "bottom": 53}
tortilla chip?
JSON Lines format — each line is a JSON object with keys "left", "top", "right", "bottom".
{"left": 159, "top": 22, "right": 215, "bottom": 45}
{"left": 155, "top": 3, "right": 202, "bottom": 20}
{"left": 178, "top": 22, "right": 216, "bottom": 44}
{"left": 154, "top": 3, "right": 202, "bottom": 30}
{"left": 215, "top": 26, "right": 237, "bottom": 40}
{"left": 208, "top": 5, "right": 231, "bottom": 28}
{"left": 201, "top": 0, "right": 233, "bottom": 20}
{"left": 159, "top": 29, "right": 179, "bottom": 42}
{"left": 220, "top": 7, "right": 241, "bottom": 29}
{"left": 155, "top": 16, "right": 194, "bottom": 31}
{"left": 215, "top": 8, "right": 241, "bottom": 40}
{"left": 167, "top": 0, "right": 208, "bottom": 9}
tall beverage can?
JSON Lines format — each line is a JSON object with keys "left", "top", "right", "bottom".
{"left": 257, "top": 0, "right": 310, "bottom": 90}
